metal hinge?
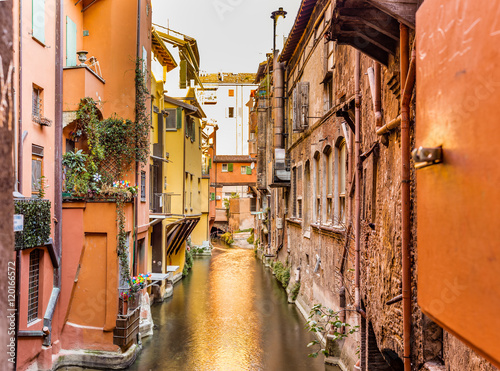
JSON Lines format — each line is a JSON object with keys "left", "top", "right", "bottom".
{"left": 412, "top": 146, "right": 443, "bottom": 169}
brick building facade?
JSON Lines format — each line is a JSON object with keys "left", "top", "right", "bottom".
{"left": 254, "top": 0, "right": 498, "bottom": 370}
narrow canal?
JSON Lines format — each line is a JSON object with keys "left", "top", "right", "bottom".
{"left": 128, "top": 243, "right": 332, "bottom": 371}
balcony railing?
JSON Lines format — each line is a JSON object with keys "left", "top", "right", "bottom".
{"left": 151, "top": 193, "right": 178, "bottom": 215}
{"left": 14, "top": 198, "right": 51, "bottom": 250}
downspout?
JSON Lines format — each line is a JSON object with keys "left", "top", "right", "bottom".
{"left": 41, "top": 0, "right": 63, "bottom": 348}
{"left": 374, "top": 63, "right": 382, "bottom": 127}
{"left": 273, "top": 51, "right": 284, "bottom": 150}
{"left": 17, "top": 0, "right": 23, "bottom": 192}
{"left": 14, "top": 0, "right": 22, "bottom": 352}
{"left": 133, "top": 0, "right": 142, "bottom": 277}
{"left": 400, "top": 23, "right": 412, "bottom": 371}
{"left": 354, "top": 50, "right": 364, "bottom": 317}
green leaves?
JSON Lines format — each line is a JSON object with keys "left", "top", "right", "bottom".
{"left": 14, "top": 199, "right": 51, "bottom": 250}
{"left": 304, "top": 303, "right": 359, "bottom": 358}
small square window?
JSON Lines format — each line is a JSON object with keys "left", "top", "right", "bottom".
{"left": 222, "top": 164, "right": 228, "bottom": 172}
{"left": 228, "top": 107, "right": 235, "bottom": 118}
{"left": 228, "top": 89, "right": 234, "bottom": 97}
{"left": 241, "top": 166, "right": 247, "bottom": 174}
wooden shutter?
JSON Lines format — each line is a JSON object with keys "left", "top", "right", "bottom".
{"left": 176, "top": 107, "right": 182, "bottom": 129}
{"left": 299, "top": 82, "right": 310, "bottom": 129}
{"left": 292, "top": 88, "right": 299, "bottom": 131}
{"left": 179, "top": 60, "right": 187, "bottom": 89}
{"left": 228, "top": 163, "right": 233, "bottom": 172}
{"left": 66, "top": 16, "right": 77, "bottom": 66}
{"left": 246, "top": 166, "right": 252, "bottom": 175}
{"left": 32, "top": 0, "right": 45, "bottom": 44}
{"left": 210, "top": 192, "right": 215, "bottom": 201}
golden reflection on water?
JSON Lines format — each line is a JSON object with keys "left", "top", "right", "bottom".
{"left": 187, "top": 248, "right": 261, "bottom": 371}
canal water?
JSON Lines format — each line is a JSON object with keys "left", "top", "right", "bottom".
{"left": 128, "top": 243, "right": 332, "bottom": 371}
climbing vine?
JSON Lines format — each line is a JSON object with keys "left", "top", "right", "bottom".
{"left": 134, "top": 57, "right": 151, "bottom": 165}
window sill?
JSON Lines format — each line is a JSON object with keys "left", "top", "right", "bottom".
{"left": 286, "top": 218, "right": 302, "bottom": 227}
{"left": 311, "top": 223, "right": 345, "bottom": 236}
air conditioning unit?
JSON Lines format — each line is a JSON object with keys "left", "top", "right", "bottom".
{"left": 273, "top": 148, "right": 291, "bottom": 185}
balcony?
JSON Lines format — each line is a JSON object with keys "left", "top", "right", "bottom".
{"left": 63, "top": 65, "right": 105, "bottom": 112}
{"left": 215, "top": 208, "right": 228, "bottom": 222}
{"left": 14, "top": 198, "right": 51, "bottom": 250}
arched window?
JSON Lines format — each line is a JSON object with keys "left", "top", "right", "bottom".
{"left": 335, "top": 139, "right": 347, "bottom": 225}
{"left": 323, "top": 145, "right": 333, "bottom": 223}
{"left": 304, "top": 161, "right": 311, "bottom": 228}
{"left": 314, "top": 152, "right": 321, "bottom": 223}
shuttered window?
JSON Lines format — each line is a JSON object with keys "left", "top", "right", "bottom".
{"left": 32, "top": 0, "right": 45, "bottom": 44}
{"left": 66, "top": 16, "right": 77, "bottom": 66}
{"left": 228, "top": 163, "right": 233, "bottom": 172}
{"left": 246, "top": 166, "right": 252, "bottom": 175}
{"left": 176, "top": 107, "right": 182, "bottom": 129}
{"left": 293, "top": 82, "right": 310, "bottom": 131}
{"left": 164, "top": 109, "right": 177, "bottom": 130}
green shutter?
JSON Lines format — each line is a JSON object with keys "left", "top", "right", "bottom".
{"left": 228, "top": 163, "right": 233, "bottom": 172}
{"left": 210, "top": 192, "right": 215, "bottom": 201}
{"left": 246, "top": 166, "right": 252, "bottom": 175}
{"left": 32, "top": 0, "right": 45, "bottom": 44}
{"left": 179, "top": 60, "right": 187, "bottom": 89}
{"left": 176, "top": 107, "right": 182, "bottom": 129}
{"left": 66, "top": 17, "right": 77, "bottom": 66}
{"left": 209, "top": 158, "right": 212, "bottom": 169}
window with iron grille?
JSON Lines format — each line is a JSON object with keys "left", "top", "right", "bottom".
{"left": 27, "top": 249, "right": 41, "bottom": 324}
{"left": 32, "top": 86, "right": 43, "bottom": 118}
{"left": 141, "top": 171, "right": 146, "bottom": 202}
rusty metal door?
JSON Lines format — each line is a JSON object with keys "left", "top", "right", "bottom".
{"left": 416, "top": 1, "right": 500, "bottom": 367}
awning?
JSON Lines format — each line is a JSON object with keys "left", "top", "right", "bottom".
{"left": 165, "top": 218, "right": 200, "bottom": 256}
{"left": 152, "top": 28, "right": 178, "bottom": 72}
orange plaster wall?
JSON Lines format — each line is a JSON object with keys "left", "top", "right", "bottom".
{"left": 60, "top": 202, "right": 133, "bottom": 352}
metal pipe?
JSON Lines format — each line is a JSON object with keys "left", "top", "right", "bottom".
{"left": 354, "top": 50, "right": 361, "bottom": 312}
{"left": 376, "top": 115, "right": 401, "bottom": 136}
{"left": 374, "top": 63, "right": 382, "bottom": 127}
{"left": 400, "top": 23, "right": 412, "bottom": 371}
{"left": 273, "top": 52, "right": 284, "bottom": 149}
{"left": 44, "top": 0, "right": 64, "bottom": 348}
{"left": 18, "top": 0, "right": 23, "bottom": 193}
{"left": 386, "top": 294, "right": 403, "bottom": 306}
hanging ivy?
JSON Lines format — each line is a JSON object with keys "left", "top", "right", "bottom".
{"left": 134, "top": 57, "right": 151, "bottom": 165}
{"left": 14, "top": 199, "right": 51, "bottom": 250}
{"left": 116, "top": 199, "right": 130, "bottom": 284}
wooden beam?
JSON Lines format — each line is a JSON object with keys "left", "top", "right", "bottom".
{"left": 364, "top": 0, "right": 418, "bottom": 27}
{"left": 338, "top": 6, "right": 400, "bottom": 40}
{"left": 339, "top": 30, "right": 397, "bottom": 55}
{"left": 336, "top": 35, "right": 390, "bottom": 65}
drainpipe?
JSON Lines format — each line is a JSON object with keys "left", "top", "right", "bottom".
{"left": 17, "top": 0, "right": 23, "bottom": 192}
{"left": 354, "top": 50, "right": 364, "bottom": 317}
{"left": 32, "top": 0, "right": 64, "bottom": 348}
{"left": 133, "top": 0, "right": 142, "bottom": 277}
{"left": 374, "top": 63, "right": 382, "bottom": 127}
{"left": 14, "top": 0, "right": 22, "bottom": 358}
{"left": 273, "top": 52, "right": 284, "bottom": 150}
{"left": 400, "top": 23, "right": 412, "bottom": 371}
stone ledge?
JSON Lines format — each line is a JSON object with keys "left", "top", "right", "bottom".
{"left": 52, "top": 343, "right": 140, "bottom": 370}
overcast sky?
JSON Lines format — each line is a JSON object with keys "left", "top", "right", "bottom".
{"left": 151, "top": 0, "right": 302, "bottom": 74}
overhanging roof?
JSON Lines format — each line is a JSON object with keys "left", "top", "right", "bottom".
{"left": 329, "top": 0, "right": 418, "bottom": 66}
{"left": 280, "top": 0, "right": 319, "bottom": 63}
{"left": 152, "top": 28, "right": 178, "bottom": 72}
